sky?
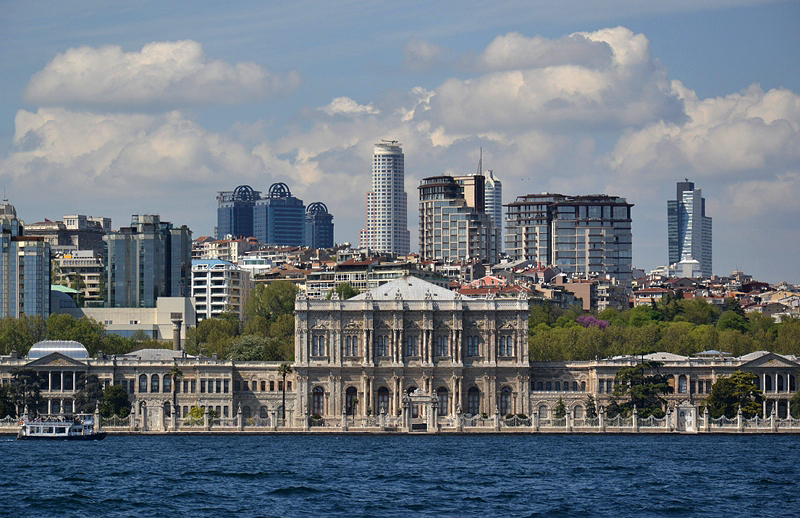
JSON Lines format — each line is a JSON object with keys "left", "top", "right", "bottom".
{"left": 1, "top": 0, "right": 798, "bottom": 283}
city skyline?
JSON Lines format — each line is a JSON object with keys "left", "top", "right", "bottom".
{"left": 0, "top": 1, "right": 798, "bottom": 282}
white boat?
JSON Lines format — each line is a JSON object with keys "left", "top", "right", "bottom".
{"left": 16, "top": 415, "right": 107, "bottom": 441}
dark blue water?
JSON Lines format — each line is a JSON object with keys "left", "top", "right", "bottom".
{"left": 1, "top": 434, "right": 798, "bottom": 517}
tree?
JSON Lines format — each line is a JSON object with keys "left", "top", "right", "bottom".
{"left": 98, "top": 385, "right": 131, "bottom": 418}
{"left": 229, "top": 335, "right": 284, "bottom": 361}
{"left": 278, "top": 363, "right": 292, "bottom": 419}
{"left": 10, "top": 369, "right": 43, "bottom": 416}
{"left": 167, "top": 365, "right": 183, "bottom": 409}
{"left": 191, "top": 316, "right": 239, "bottom": 358}
{"left": 74, "top": 373, "right": 103, "bottom": 413}
{"left": 326, "top": 282, "right": 360, "bottom": 300}
{"left": 585, "top": 394, "right": 598, "bottom": 419}
{"left": 705, "top": 370, "right": 763, "bottom": 418}
{"left": 717, "top": 310, "right": 750, "bottom": 333}
{"left": 553, "top": 397, "right": 566, "bottom": 419}
{"left": 611, "top": 361, "right": 672, "bottom": 418}
{"left": 245, "top": 281, "right": 298, "bottom": 323}
{"left": 0, "top": 384, "right": 15, "bottom": 418}
{"left": 790, "top": 390, "right": 800, "bottom": 419}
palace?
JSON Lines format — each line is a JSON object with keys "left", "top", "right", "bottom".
{"left": 0, "top": 277, "right": 798, "bottom": 433}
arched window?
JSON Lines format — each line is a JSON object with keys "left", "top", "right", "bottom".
{"left": 163, "top": 374, "right": 171, "bottom": 393}
{"left": 312, "top": 386, "right": 325, "bottom": 416}
{"left": 678, "top": 375, "right": 687, "bottom": 394}
{"left": 407, "top": 386, "right": 419, "bottom": 417}
{"left": 406, "top": 336, "right": 418, "bottom": 357}
{"left": 377, "top": 387, "right": 390, "bottom": 414}
{"left": 437, "top": 387, "right": 449, "bottom": 416}
{"left": 163, "top": 401, "right": 171, "bottom": 418}
{"left": 436, "top": 336, "right": 448, "bottom": 357}
{"left": 538, "top": 405, "right": 549, "bottom": 419}
{"left": 467, "top": 387, "right": 481, "bottom": 416}
{"left": 777, "top": 374, "right": 784, "bottom": 392}
{"left": 500, "top": 387, "right": 512, "bottom": 416}
{"left": 765, "top": 374, "right": 773, "bottom": 392}
{"left": 581, "top": 381, "right": 586, "bottom": 391}
{"left": 259, "top": 406, "right": 268, "bottom": 418}
{"left": 555, "top": 381, "right": 561, "bottom": 391}
{"left": 574, "top": 405, "right": 584, "bottom": 418}
{"left": 346, "top": 387, "right": 358, "bottom": 415}
{"left": 139, "top": 374, "right": 148, "bottom": 393}
{"left": 242, "top": 406, "right": 251, "bottom": 419}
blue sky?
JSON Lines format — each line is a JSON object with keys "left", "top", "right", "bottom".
{"left": 1, "top": 0, "right": 798, "bottom": 282}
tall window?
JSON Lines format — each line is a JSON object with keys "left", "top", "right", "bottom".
{"left": 346, "top": 387, "right": 358, "bottom": 415}
{"left": 163, "top": 375, "right": 171, "bottom": 393}
{"left": 467, "top": 387, "right": 481, "bottom": 416}
{"left": 467, "top": 336, "right": 480, "bottom": 356}
{"left": 151, "top": 374, "right": 160, "bottom": 393}
{"left": 312, "top": 386, "right": 325, "bottom": 416}
{"left": 678, "top": 375, "right": 687, "bottom": 394}
{"left": 344, "top": 336, "right": 358, "bottom": 357}
{"left": 259, "top": 406, "right": 268, "bottom": 418}
{"left": 377, "top": 387, "right": 390, "bottom": 414}
{"left": 406, "top": 336, "right": 418, "bottom": 357}
{"left": 376, "top": 335, "right": 389, "bottom": 357}
{"left": 437, "top": 387, "right": 449, "bottom": 416}
{"left": 436, "top": 336, "right": 448, "bottom": 357}
{"left": 499, "top": 336, "right": 512, "bottom": 357}
{"left": 139, "top": 374, "right": 147, "bottom": 393}
{"left": 500, "top": 387, "right": 512, "bottom": 416}
{"left": 407, "top": 387, "right": 419, "bottom": 418}
{"left": 312, "top": 335, "right": 324, "bottom": 356}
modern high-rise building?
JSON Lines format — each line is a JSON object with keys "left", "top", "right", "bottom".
{"left": 418, "top": 174, "right": 499, "bottom": 263}
{"left": 668, "top": 180, "right": 712, "bottom": 278}
{"left": 305, "top": 202, "right": 334, "bottom": 249}
{"left": 191, "top": 259, "right": 253, "bottom": 321}
{"left": 505, "top": 194, "right": 633, "bottom": 285}
{"left": 359, "top": 140, "right": 410, "bottom": 254}
{"left": 0, "top": 200, "right": 50, "bottom": 318}
{"left": 254, "top": 183, "right": 305, "bottom": 246}
{"left": 103, "top": 215, "right": 192, "bottom": 308}
{"left": 483, "top": 170, "right": 503, "bottom": 251}
{"left": 25, "top": 214, "right": 110, "bottom": 257}
{"left": 216, "top": 185, "right": 261, "bottom": 240}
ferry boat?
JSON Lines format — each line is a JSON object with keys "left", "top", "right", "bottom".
{"left": 17, "top": 415, "right": 107, "bottom": 441}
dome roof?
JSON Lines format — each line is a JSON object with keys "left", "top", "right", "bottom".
{"left": 27, "top": 340, "right": 90, "bottom": 360}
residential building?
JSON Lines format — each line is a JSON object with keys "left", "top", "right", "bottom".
{"left": 254, "top": 183, "right": 305, "bottom": 246}
{"left": 304, "top": 259, "right": 449, "bottom": 299}
{"left": 54, "top": 250, "right": 104, "bottom": 303}
{"left": 668, "top": 180, "right": 712, "bottom": 277}
{"left": 505, "top": 193, "right": 634, "bottom": 286}
{"left": 216, "top": 185, "right": 261, "bottom": 240}
{"left": 0, "top": 200, "right": 50, "bottom": 318}
{"left": 103, "top": 215, "right": 192, "bottom": 308}
{"left": 359, "top": 140, "right": 410, "bottom": 254}
{"left": 418, "top": 174, "right": 499, "bottom": 264}
{"left": 305, "top": 202, "right": 334, "bottom": 249}
{"left": 25, "top": 214, "right": 110, "bottom": 257}
{"left": 191, "top": 259, "right": 253, "bottom": 321}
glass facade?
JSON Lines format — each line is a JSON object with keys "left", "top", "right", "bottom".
{"left": 667, "top": 181, "right": 712, "bottom": 277}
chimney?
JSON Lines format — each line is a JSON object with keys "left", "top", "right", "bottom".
{"left": 170, "top": 312, "right": 183, "bottom": 352}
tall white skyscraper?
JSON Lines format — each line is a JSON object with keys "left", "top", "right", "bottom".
{"left": 359, "top": 140, "right": 410, "bottom": 254}
{"left": 483, "top": 170, "right": 502, "bottom": 252}
{"left": 668, "top": 180, "right": 712, "bottom": 277}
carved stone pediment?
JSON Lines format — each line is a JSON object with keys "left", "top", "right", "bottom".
{"left": 404, "top": 319, "right": 420, "bottom": 330}
{"left": 344, "top": 321, "right": 361, "bottom": 330}
{"left": 434, "top": 319, "right": 451, "bottom": 330}
{"left": 311, "top": 322, "right": 329, "bottom": 330}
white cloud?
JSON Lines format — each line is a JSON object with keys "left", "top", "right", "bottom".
{"left": 609, "top": 83, "right": 800, "bottom": 178}
{"left": 425, "top": 27, "right": 683, "bottom": 132}
{"left": 23, "top": 40, "right": 300, "bottom": 107}
{"left": 320, "top": 97, "right": 380, "bottom": 117}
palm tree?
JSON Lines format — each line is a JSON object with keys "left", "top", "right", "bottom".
{"left": 278, "top": 363, "right": 292, "bottom": 420}
{"left": 167, "top": 365, "right": 183, "bottom": 410}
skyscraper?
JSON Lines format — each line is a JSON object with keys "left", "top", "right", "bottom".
{"left": 418, "top": 174, "right": 499, "bottom": 263}
{"left": 668, "top": 180, "right": 712, "bottom": 277}
{"left": 305, "top": 202, "right": 334, "bottom": 249}
{"left": 253, "top": 182, "right": 306, "bottom": 246}
{"left": 483, "top": 170, "right": 503, "bottom": 251}
{"left": 360, "top": 140, "right": 410, "bottom": 254}
{"left": 505, "top": 193, "right": 633, "bottom": 285}
{"left": 216, "top": 185, "right": 261, "bottom": 240}
{"left": 0, "top": 200, "right": 50, "bottom": 318}
{"left": 103, "top": 214, "right": 192, "bottom": 308}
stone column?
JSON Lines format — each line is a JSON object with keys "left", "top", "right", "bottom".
{"left": 237, "top": 403, "right": 243, "bottom": 431}
{"left": 341, "top": 405, "right": 348, "bottom": 431}
{"left": 203, "top": 407, "right": 210, "bottom": 431}
{"left": 632, "top": 405, "right": 639, "bottom": 433}
{"left": 703, "top": 407, "right": 710, "bottom": 433}
{"left": 598, "top": 406, "right": 605, "bottom": 433}
{"left": 737, "top": 407, "right": 743, "bottom": 432}
{"left": 493, "top": 405, "right": 500, "bottom": 432}
{"left": 770, "top": 406, "right": 777, "bottom": 432}
{"left": 533, "top": 410, "right": 539, "bottom": 432}
{"left": 272, "top": 409, "right": 278, "bottom": 431}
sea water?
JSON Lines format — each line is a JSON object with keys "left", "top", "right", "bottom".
{"left": 1, "top": 434, "right": 797, "bottom": 516}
